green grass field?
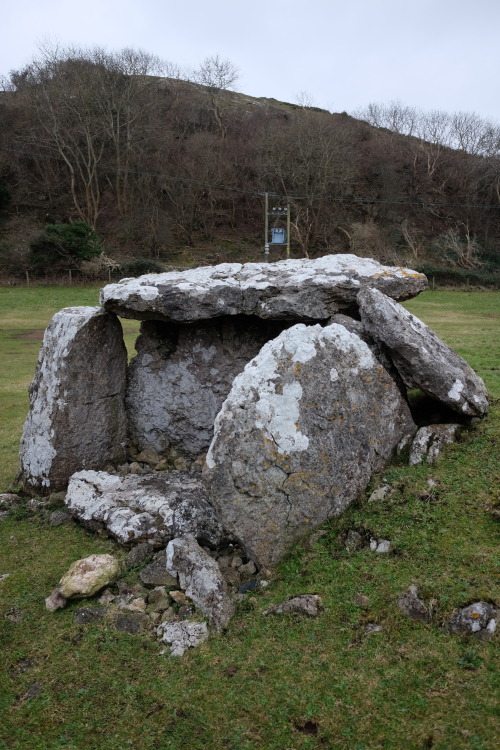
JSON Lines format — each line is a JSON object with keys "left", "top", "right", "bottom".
{"left": 0, "top": 287, "right": 499, "bottom": 750}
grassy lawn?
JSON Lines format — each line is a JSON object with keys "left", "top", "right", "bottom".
{"left": 0, "top": 287, "right": 498, "bottom": 750}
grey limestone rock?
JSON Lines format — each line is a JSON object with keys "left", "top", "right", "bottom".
{"left": 166, "top": 534, "right": 235, "bottom": 631}
{"left": 73, "top": 607, "right": 108, "bottom": 625}
{"left": 157, "top": 620, "right": 209, "bottom": 656}
{"left": 139, "top": 550, "right": 178, "bottom": 588}
{"left": 125, "top": 542, "right": 155, "bottom": 570}
{"left": 358, "top": 287, "right": 489, "bottom": 417}
{"left": 397, "top": 585, "right": 431, "bottom": 624}
{"left": 367, "top": 485, "right": 392, "bottom": 503}
{"left": 49, "top": 510, "right": 71, "bottom": 527}
{"left": 65, "top": 470, "right": 226, "bottom": 547}
{"left": 263, "top": 594, "right": 323, "bottom": 616}
{"left": 100, "top": 254, "right": 427, "bottom": 323}
{"left": 409, "top": 424, "right": 461, "bottom": 465}
{"left": 126, "top": 317, "right": 286, "bottom": 457}
{"left": 345, "top": 529, "right": 364, "bottom": 552}
{"left": 369, "top": 538, "right": 392, "bottom": 553}
{"left": 203, "top": 323, "right": 416, "bottom": 567}
{"left": 447, "top": 602, "right": 497, "bottom": 637}
{"left": 0, "top": 493, "right": 20, "bottom": 508}
{"left": 45, "top": 588, "right": 67, "bottom": 612}
{"left": 113, "top": 612, "right": 150, "bottom": 634}
{"left": 19, "top": 307, "right": 127, "bottom": 493}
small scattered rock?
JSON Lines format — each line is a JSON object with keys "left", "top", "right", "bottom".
{"left": 45, "top": 588, "right": 67, "bottom": 612}
{"left": 173, "top": 458, "right": 190, "bottom": 472}
{"left": 135, "top": 448, "right": 162, "bottom": 466}
{"left": 367, "top": 485, "right": 392, "bottom": 503}
{"left": 354, "top": 594, "right": 370, "bottom": 608}
{"left": 263, "top": 594, "right": 323, "bottom": 617}
{"left": 217, "top": 555, "right": 231, "bottom": 571}
{"left": 238, "top": 560, "right": 257, "bottom": 577}
{"left": 0, "top": 573, "right": 10, "bottom": 582}
{"left": 447, "top": 602, "right": 497, "bottom": 639}
{"left": 0, "top": 493, "right": 20, "bottom": 508}
{"left": 369, "top": 538, "right": 392, "bottom": 553}
{"left": 345, "top": 529, "right": 364, "bottom": 552}
{"left": 397, "top": 585, "right": 431, "bottom": 624}
{"left": 58, "top": 554, "right": 120, "bottom": 599}
{"left": 125, "top": 542, "right": 155, "bottom": 570}
{"left": 48, "top": 491, "right": 67, "bottom": 506}
{"left": 127, "top": 597, "right": 147, "bottom": 613}
{"left": 409, "top": 424, "right": 461, "bottom": 465}
{"left": 178, "top": 604, "right": 196, "bottom": 618}
{"left": 49, "top": 510, "right": 71, "bottom": 527}
{"left": 146, "top": 587, "right": 171, "bottom": 612}
{"left": 5, "top": 607, "right": 23, "bottom": 622}
{"left": 139, "top": 550, "right": 178, "bottom": 588}
{"left": 98, "top": 589, "right": 116, "bottom": 605}
{"left": 169, "top": 590, "right": 190, "bottom": 605}
{"left": 73, "top": 607, "right": 108, "bottom": 624}
{"left": 238, "top": 579, "right": 259, "bottom": 594}
{"left": 113, "top": 612, "right": 150, "bottom": 634}
{"left": 364, "top": 623, "right": 383, "bottom": 636}
{"left": 157, "top": 620, "right": 209, "bottom": 656}
{"left": 167, "top": 535, "right": 235, "bottom": 631}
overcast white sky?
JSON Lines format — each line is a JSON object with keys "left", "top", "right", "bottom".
{"left": 2, "top": 0, "right": 500, "bottom": 122}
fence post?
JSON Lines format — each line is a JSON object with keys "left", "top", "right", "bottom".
{"left": 25, "top": 270, "right": 30, "bottom": 287}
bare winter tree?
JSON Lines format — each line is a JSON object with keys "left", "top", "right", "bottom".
{"left": 9, "top": 43, "right": 173, "bottom": 226}
{"left": 193, "top": 55, "right": 239, "bottom": 138}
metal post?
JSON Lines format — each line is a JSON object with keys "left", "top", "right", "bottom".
{"left": 286, "top": 203, "right": 291, "bottom": 258}
{"left": 264, "top": 192, "right": 270, "bottom": 261}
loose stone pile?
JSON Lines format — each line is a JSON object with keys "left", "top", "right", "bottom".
{"left": 16, "top": 254, "right": 492, "bottom": 641}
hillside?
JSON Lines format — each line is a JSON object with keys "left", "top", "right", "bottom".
{"left": 1, "top": 49, "right": 500, "bottom": 284}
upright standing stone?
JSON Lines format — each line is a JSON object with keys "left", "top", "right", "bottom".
{"left": 19, "top": 307, "right": 127, "bottom": 493}
{"left": 203, "top": 323, "right": 416, "bottom": 567}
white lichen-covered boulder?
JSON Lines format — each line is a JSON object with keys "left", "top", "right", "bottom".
{"left": 166, "top": 534, "right": 235, "bottom": 631}
{"left": 358, "top": 287, "right": 489, "bottom": 417}
{"left": 65, "top": 471, "right": 226, "bottom": 548}
{"left": 19, "top": 307, "right": 127, "bottom": 493}
{"left": 100, "top": 254, "right": 427, "bottom": 323}
{"left": 203, "top": 322, "right": 416, "bottom": 568}
{"left": 157, "top": 620, "right": 209, "bottom": 656}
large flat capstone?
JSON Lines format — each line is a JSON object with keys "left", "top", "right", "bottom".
{"left": 19, "top": 307, "right": 127, "bottom": 493}
{"left": 100, "top": 255, "right": 427, "bottom": 323}
{"left": 358, "top": 287, "right": 489, "bottom": 417}
{"left": 203, "top": 322, "right": 416, "bottom": 567}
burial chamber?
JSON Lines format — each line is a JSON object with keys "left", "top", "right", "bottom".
{"left": 18, "top": 254, "right": 488, "bottom": 567}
